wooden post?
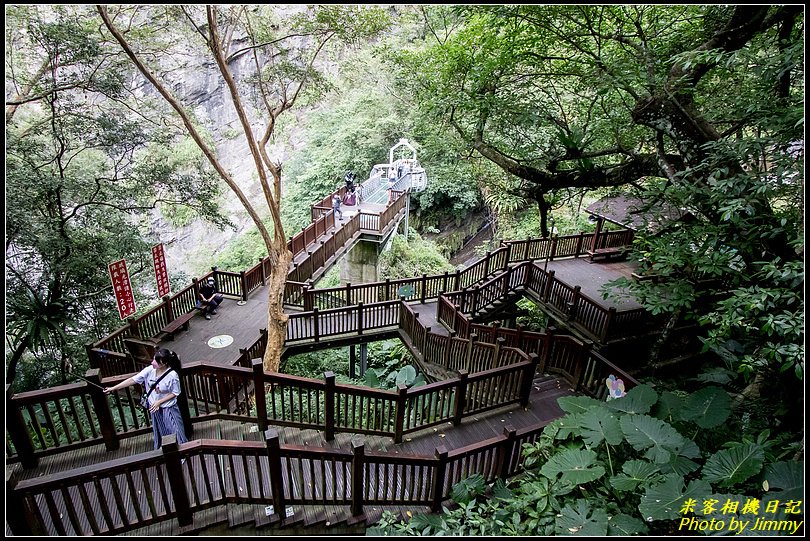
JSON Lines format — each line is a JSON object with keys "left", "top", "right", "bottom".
{"left": 497, "top": 425, "right": 518, "bottom": 479}
{"left": 394, "top": 384, "right": 408, "bottom": 443}
{"left": 471, "top": 288, "right": 479, "bottom": 317}
{"left": 252, "top": 360, "right": 267, "bottom": 432}
{"left": 523, "top": 237, "right": 531, "bottom": 261}
{"left": 572, "top": 340, "right": 592, "bottom": 391}
{"left": 483, "top": 251, "right": 490, "bottom": 278}
{"left": 162, "top": 295, "right": 174, "bottom": 325}
{"left": 543, "top": 270, "right": 555, "bottom": 302}
{"left": 603, "top": 307, "right": 617, "bottom": 341}
{"left": 384, "top": 278, "right": 391, "bottom": 301}
{"left": 431, "top": 446, "right": 449, "bottom": 511}
{"left": 492, "top": 336, "right": 506, "bottom": 366}
{"left": 345, "top": 282, "right": 352, "bottom": 306}
{"left": 6, "top": 469, "right": 37, "bottom": 534}
{"left": 240, "top": 270, "right": 248, "bottom": 301}
{"left": 86, "top": 369, "right": 119, "bottom": 452}
{"left": 127, "top": 316, "right": 141, "bottom": 339}
{"left": 575, "top": 231, "right": 585, "bottom": 257}
{"left": 5, "top": 385, "right": 37, "bottom": 469}
{"left": 504, "top": 243, "right": 513, "bottom": 266}
{"left": 302, "top": 284, "right": 312, "bottom": 311}
{"left": 454, "top": 270, "right": 461, "bottom": 292}
{"left": 351, "top": 441, "right": 366, "bottom": 517}
{"left": 191, "top": 277, "right": 201, "bottom": 307}
{"left": 259, "top": 257, "right": 267, "bottom": 286}
{"left": 568, "top": 285, "right": 581, "bottom": 320}
{"left": 265, "top": 429, "right": 286, "bottom": 521}
{"left": 442, "top": 271, "right": 449, "bottom": 294}
{"left": 515, "top": 324, "right": 525, "bottom": 350}
{"left": 324, "top": 371, "right": 336, "bottom": 441}
{"left": 465, "top": 333, "right": 477, "bottom": 373}
{"left": 357, "top": 302, "right": 364, "bottom": 335}
{"left": 161, "top": 435, "right": 192, "bottom": 526}
{"left": 420, "top": 274, "right": 428, "bottom": 303}
{"left": 540, "top": 329, "right": 553, "bottom": 375}
{"left": 453, "top": 370, "right": 468, "bottom": 426}
{"left": 313, "top": 307, "right": 320, "bottom": 342}
{"left": 521, "top": 353, "right": 540, "bottom": 407}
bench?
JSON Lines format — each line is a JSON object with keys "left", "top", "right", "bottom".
{"left": 587, "top": 247, "right": 628, "bottom": 263}
{"left": 155, "top": 310, "right": 200, "bottom": 341}
{"left": 631, "top": 272, "right": 659, "bottom": 283}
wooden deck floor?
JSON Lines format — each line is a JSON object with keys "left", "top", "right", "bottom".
{"left": 545, "top": 257, "right": 641, "bottom": 309}
{"left": 159, "top": 257, "right": 638, "bottom": 369}
{"left": 10, "top": 375, "right": 573, "bottom": 535}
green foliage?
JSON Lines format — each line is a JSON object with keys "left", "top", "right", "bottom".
{"left": 378, "top": 232, "right": 456, "bottom": 280}
{"left": 372, "top": 384, "right": 804, "bottom": 536}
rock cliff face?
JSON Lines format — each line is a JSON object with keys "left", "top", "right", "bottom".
{"left": 148, "top": 7, "right": 315, "bottom": 277}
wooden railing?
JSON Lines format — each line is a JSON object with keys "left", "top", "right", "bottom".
{"left": 435, "top": 293, "right": 640, "bottom": 399}
{"left": 6, "top": 343, "right": 541, "bottom": 470}
{"left": 8, "top": 416, "right": 556, "bottom": 536}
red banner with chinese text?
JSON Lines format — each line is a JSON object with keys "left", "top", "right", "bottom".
{"left": 152, "top": 243, "right": 171, "bottom": 298}
{"left": 108, "top": 259, "right": 136, "bottom": 320}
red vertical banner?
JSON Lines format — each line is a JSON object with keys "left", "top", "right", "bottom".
{"left": 108, "top": 259, "right": 137, "bottom": 320}
{"left": 152, "top": 243, "right": 170, "bottom": 298}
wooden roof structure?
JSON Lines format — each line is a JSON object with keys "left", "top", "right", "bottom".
{"left": 585, "top": 194, "right": 690, "bottom": 232}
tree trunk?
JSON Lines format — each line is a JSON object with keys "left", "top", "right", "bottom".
{"left": 5, "top": 335, "right": 30, "bottom": 385}
{"left": 262, "top": 246, "right": 293, "bottom": 373}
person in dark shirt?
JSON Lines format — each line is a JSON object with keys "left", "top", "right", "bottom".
{"left": 198, "top": 277, "right": 224, "bottom": 320}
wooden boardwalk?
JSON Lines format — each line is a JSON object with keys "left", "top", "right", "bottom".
{"left": 10, "top": 375, "right": 573, "bottom": 535}
{"left": 545, "top": 258, "right": 641, "bottom": 310}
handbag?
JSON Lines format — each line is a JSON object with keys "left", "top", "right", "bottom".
{"left": 140, "top": 368, "right": 173, "bottom": 410}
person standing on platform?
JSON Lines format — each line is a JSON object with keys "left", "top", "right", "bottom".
{"left": 104, "top": 348, "right": 188, "bottom": 450}
{"left": 332, "top": 194, "right": 343, "bottom": 221}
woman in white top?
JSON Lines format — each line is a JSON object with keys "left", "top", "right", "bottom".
{"left": 105, "top": 348, "right": 188, "bottom": 449}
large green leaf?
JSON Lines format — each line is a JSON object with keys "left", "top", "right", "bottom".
{"left": 555, "top": 413, "right": 584, "bottom": 440}
{"left": 651, "top": 391, "right": 684, "bottom": 421}
{"left": 580, "top": 407, "right": 623, "bottom": 447}
{"left": 607, "top": 513, "right": 649, "bottom": 535}
{"left": 395, "top": 365, "right": 417, "bottom": 386}
{"left": 555, "top": 499, "right": 608, "bottom": 536}
{"left": 761, "top": 460, "right": 804, "bottom": 501}
{"left": 680, "top": 386, "right": 731, "bottom": 428}
{"left": 620, "top": 414, "right": 686, "bottom": 463}
{"left": 639, "top": 476, "right": 712, "bottom": 521}
{"left": 558, "top": 395, "right": 603, "bottom": 414}
{"left": 540, "top": 449, "right": 606, "bottom": 486}
{"left": 605, "top": 384, "right": 657, "bottom": 415}
{"left": 702, "top": 443, "right": 765, "bottom": 487}
{"left": 660, "top": 455, "right": 700, "bottom": 476}
{"left": 610, "top": 459, "right": 662, "bottom": 491}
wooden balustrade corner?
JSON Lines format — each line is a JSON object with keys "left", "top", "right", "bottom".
{"left": 431, "top": 445, "right": 449, "bottom": 511}
{"left": 351, "top": 441, "right": 366, "bottom": 517}
{"left": 253, "top": 360, "right": 268, "bottom": 432}
{"left": 265, "top": 429, "right": 286, "bottom": 522}
{"left": 161, "top": 435, "right": 192, "bottom": 526}
{"left": 324, "top": 371, "right": 336, "bottom": 441}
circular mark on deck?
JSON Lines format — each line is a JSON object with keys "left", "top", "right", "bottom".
{"left": 237, "top": 300, "right": 247, "bottom": 306}
{"left": 207, "top": 335, "right": 234, "bottom": 349}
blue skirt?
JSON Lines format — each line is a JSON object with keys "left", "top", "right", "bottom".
{"left": 151, "top": 404, "right": 188, "bottom": 449}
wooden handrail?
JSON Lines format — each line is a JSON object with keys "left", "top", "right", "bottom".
{"left": 8, "top": 415, "right": 556, "bottom": 535}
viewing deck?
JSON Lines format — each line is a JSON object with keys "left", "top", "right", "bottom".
{"left": 6, "top": 171, "right": 651, "bottom": 536}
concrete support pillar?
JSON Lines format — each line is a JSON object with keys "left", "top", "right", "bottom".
{"left": 340, "top": 239, "right": 381, "bottom": 286}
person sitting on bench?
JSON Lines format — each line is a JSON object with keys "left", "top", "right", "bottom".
{"left": 198, "top": 277, "right": 224, "bottom": 320}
